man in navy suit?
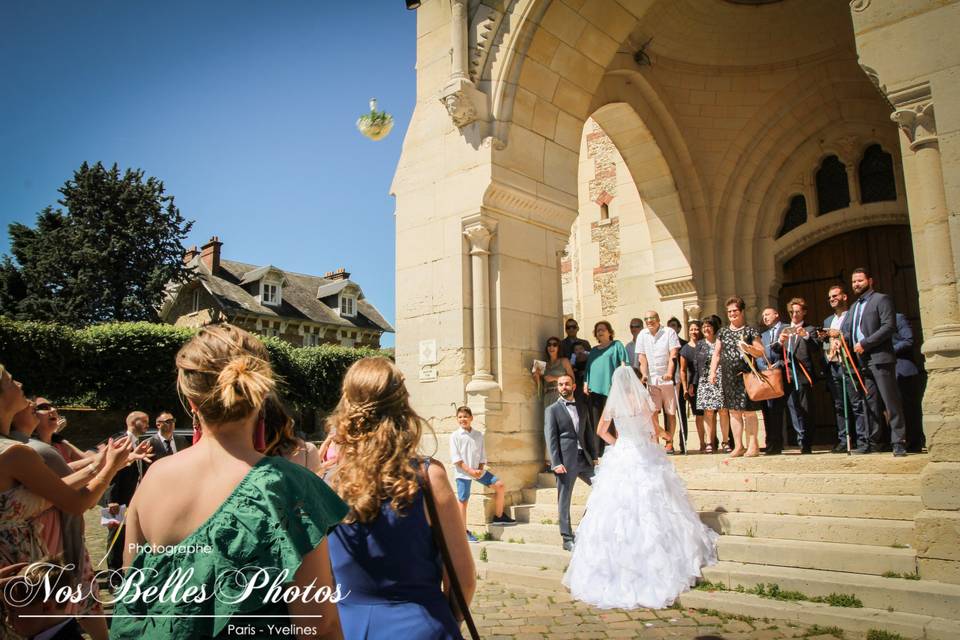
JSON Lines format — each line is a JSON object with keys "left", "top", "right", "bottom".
{"left": 821, "top": 284, "right": 865, "bottom": 452}
{"left": 544, "top": 374, "right": 597, "bottom": 551}
{"left": 893, "top": 313, "right": 924, "bottom": 452}
{"left": 842, "top": 267, "right": 907, "bottom": 456}
{"left": 771, "top": 298, "right": 821, "bottom": 454}
{"left": 758, "top": 307, "right": 786, "bottom": 455}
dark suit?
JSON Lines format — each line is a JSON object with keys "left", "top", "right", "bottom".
{"left": 146, "top": 432, "right": 189, "bottom": 462}
{"left": 106, "top": 431, "right": 145, "bottom": 570}
{"left": 772, "top": 324, "right": 820, "bottom": 450}
{"left": 842, "top": 290, "right": 906, "bottom": 449}
{"left": 823, "top": 313, "right": 866, "bottom": 448}
{"left": 544, "top": 397, "right": 596, "bottom": 544}
{"left": 894, "top": 313, "right": 924, "bottom": 451}
{"left": 759, "top": 322, "right": 787, "bottom": 452}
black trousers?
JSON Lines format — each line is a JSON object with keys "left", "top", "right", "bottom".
{"left": 762, "top": 395, "right": 786, "bottom": 452}
{"left": 587, "top": 392, "right": 607, "bottom": 458}
{"left": 107, "top": 524, "right": 125, "bottom": 571}
{"left": 898, "top": 374, "right": 925, "bottom": 451}
{"left": 862, "top": 361, "right": 906, "bottom": 448}
{"left": 676, "top": 390, "right": 689, "bottom": 452}
{"left": 556, "top": 450, "right": 594, "bottom": 543}
{"left": 826, "top": 361, "right": 865, "bottom": 447}
{"left": 785, "top": 380, "right": 813, "bottom": 449}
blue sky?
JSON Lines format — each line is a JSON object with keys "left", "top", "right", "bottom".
{"left": 0, "top": 1, "right": 416, "bottom": 346}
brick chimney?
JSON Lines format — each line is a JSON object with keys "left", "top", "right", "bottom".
{"left": 324, "top": 267, "right": 350, "bottom": 281}
{"left": 200, "top": 236, "right": 222, "bottom": 274}
{"left": 183, "top": 245, "right": 199, "bottom": 265}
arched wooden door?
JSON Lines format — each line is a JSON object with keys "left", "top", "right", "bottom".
{"left": 778, "top": 225, "right": 922, "bottom": 445}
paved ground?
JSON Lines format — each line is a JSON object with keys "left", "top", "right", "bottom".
{"left": 470, "top": 577, "right": 872, "bottom": 640}
{"left": 83, "top": 511, "right": 867, "bottom": 640}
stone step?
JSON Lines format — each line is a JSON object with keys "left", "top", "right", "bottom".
{"left": 704, "top": 561, "right": 960, "bottom": 620}
{"left": 488, "top": 522, "right": 562, "bottom": 547}
{"left": 717, "top": 536, "right": 917, "bottom": 576}
{"left": 691, "top": 490, "right": 922, "bottom": 520}
{"left": 471, "top": 540, "right": 569, "bottom": 572}
{"left": 522, "top": 486, "right": 922, "bottom": 520}
{"left": 535, "top": 470, "right": 922, "bottom": 495}
{"left": 699, "top": 511, "right": 914, "bottom": 547}
{"left": 667, "top": 452, "right": 929, "bottom": 475}
{"left": 678, "top": 590, "right": 960, "bottom": 640}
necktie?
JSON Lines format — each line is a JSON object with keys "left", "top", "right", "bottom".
{"left": 853, "top": 298, "right": 865, "bottom": 343}
{"left": 163, "top": 439, "right": 172, "bottom": 453}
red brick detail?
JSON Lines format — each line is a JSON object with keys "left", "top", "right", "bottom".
{"left": 593, "top": 264, "right": 619, "bottom": 275}
{"left": 560, "top": 259, "right": 572, "bottom": 274}
{"left": 595, "top": 190, "right": 613, "bottom": 206}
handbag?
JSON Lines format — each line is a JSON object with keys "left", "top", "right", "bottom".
{"left": 742, "top": 356, "right": 785, "bottom": 401}
{"left": 417, "top": 458, "right": 481, "bottom": 640}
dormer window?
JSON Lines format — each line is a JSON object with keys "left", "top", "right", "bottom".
{"left": 340, "top": 294, "right": 357, "bottom": 317}
{"left": 261, "top": 281, "right": 281, "bottom": 306}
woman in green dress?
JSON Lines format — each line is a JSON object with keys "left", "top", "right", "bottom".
{"left": 584, "top": 321, "right": 630, "bottom": 458}
{"left": 110, "top": 325, "right": 348, "bottom": 639}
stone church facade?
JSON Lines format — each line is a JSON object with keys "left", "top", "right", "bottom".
{"left": 393, "top": 0, "right": 960, "bottom": 584}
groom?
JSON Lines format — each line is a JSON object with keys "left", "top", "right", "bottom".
{"left": 544, "top": 373, "right": 597, "bottom": 551}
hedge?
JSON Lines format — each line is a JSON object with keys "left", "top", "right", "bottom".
{"left": 0, "top": 317, "right": 387, "bottom": 412}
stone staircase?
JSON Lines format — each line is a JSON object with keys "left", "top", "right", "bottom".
{"left": 471, "top": 452, "right": 960, "bottom": 639}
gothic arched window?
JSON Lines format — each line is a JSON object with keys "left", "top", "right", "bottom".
{"left": 859, "top": 144, "right": 897, "bottom": 203}
{"left": 816, "top": 155, "right": 850, "bottom": 215}
{"left": 777, "top": 194, "right": 807, "bottom": 238}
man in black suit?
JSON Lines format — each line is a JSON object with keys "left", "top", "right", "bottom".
{"left": 842, "top": 267, "right": 907, "bottom": 456}
{"left": 106, "top": 410, "right": 149, "bottom": 569}
{"left": 893, "top": 313, "right": 925, "bottom": 452}
{"left": 759, "top": 307, "right": 787, "bottom": 455}
{"left": 544, "top": 373, "right": 596, "bottom": 551}
{"left": 772, "top": 298, "right": 821, "bottom": 454}
{"left": 147, "top": 411, "right": 188, "bottom": 462}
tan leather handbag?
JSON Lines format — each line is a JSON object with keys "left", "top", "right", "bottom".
{"left": 743, "top": 357, "right": 785, "bottom": 401}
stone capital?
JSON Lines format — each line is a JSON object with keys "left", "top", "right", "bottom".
{"left": 463, "top": 216, "right": 497, "bottom": 255}
{"left": 441, "top": 79, "right": 480, "bottom": 129}
{"left": 892, "top": 101, "right": 936, "bottom": 151}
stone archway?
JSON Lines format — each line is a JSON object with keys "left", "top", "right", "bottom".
{"left": 395, "top": 1, "right": 960, "bottom": 584}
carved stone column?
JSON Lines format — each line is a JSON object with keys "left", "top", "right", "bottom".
{"left": 890, "top": 85, "right": 960, "bottom": 583}
{"left": 463, "top": 217, "right": 498, "bottom": 394}
{"left": 440, "top": 0, "right": 486, "bottom": 129}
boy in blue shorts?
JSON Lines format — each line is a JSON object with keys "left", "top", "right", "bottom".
{"left": 449, "top": 406, "right": 515, "bottom": 542}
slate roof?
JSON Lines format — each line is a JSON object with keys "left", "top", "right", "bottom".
{"left": 169, "top": 256, "right": 393, "bottom": 333}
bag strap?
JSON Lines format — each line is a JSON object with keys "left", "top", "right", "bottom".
{"left": 418, "top": 458, "right": 481, "bottom": 640}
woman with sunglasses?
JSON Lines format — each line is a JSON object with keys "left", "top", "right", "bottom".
{"left": 533, "top": 337, "right": 575, "bottom": 408}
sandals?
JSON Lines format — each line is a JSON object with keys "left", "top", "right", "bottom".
{"left": 704, "top": 444, "right": 714, "bottom": 454}
{"left": 665, "top": 442, "right": 675, "bottom": 454}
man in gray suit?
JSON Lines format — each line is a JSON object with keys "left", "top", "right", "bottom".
{"left": 544, "top": 373, "right": 597, "bottom": 551}
{"left": 842, "top": 267, "right": 907, "bottom": 456}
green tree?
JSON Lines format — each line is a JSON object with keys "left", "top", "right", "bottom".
{"left": 1, "top": 162, "right": 194, "bottom": 325}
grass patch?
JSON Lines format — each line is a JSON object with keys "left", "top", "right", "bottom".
{"left": 890, "top": 543, "right": 909, "bottom": 549}
{"left": 476, "top": 531, "right": 493, "bottom": 542}
{"left": 739, "top": 583, "right": 862, "bottom": 608}
{"left": 746, "top": 526, "right": 756, "bottom": 538}
{"left": 506, "top": 537, "right": 526, "bottom": 544}
{"left": 692, "top": 608, "right": 755, "bottom": 624}
{"left": 803, "top": 624, "right": 844, "bottom": 638}
{"left": 540, "top": 518, "right": 554, "bottom": 525}
{"left": 479, "top": 548, "right": 487, "bottom": 563}
{"left": 881, "top": 571, "right": 920, "bottom": 580}
{"left": 539, "top": 566, "right": 547, "bottom": 571}
{"left": 693, "top": 579, "right": 727, "bottom": 592}
{"left": 866, "top": 630, "right": 905, "bottom": 640}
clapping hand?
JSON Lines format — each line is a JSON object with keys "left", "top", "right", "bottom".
{"left": 104, "top": 437, "right": 132, "bottom": 471}
{"left": 129, "top": 440, "right": 154, "bottom": 465}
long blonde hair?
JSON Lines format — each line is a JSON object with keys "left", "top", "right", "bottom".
{"left": 329, "top": 357, "right": 426, "bottom": 523}
{"left": 175, "top": 324, "right": 275, "bottom": 426}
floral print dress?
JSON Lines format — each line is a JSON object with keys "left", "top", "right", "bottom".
{"left": 717, "top": 325, "right": 763, "bottom": 411}
{"left": 0, "top": 436, "right": 52, "bottom": 640}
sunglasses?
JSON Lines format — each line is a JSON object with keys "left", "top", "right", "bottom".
{"left": 157, "top": 418, "right": 176, "bottom": 425}
{"left": 565, "top": 325, "right": 578, "bottom": 330}
{"left": 35, "top": 403, "right": 54, "bottom": 412}
{"left": 630, "top": 324, "right": 641, "bottom": 329}
{"left": 643, "top": 317, "right": 657, "bottom": 322}
{"left": 547, "top": 342, "right": 560, "bottom": 347}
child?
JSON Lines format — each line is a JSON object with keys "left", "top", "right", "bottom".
{"left": 449, "top": 406, "right": 515, "bottom": 542}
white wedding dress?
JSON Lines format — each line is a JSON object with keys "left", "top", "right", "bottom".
{"left": 562, "top": 366, "right": 719, "bottom": 609}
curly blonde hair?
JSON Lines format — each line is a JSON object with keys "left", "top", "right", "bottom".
{"left": 329, "top": 357, "right": 426, "bottom": 524}
{"left": 176, "top": 324, "right": 275, "bottom": 426}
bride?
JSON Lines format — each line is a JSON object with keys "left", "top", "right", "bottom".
{"left": 562, "top": 365, "right": 718, "bottom": 609}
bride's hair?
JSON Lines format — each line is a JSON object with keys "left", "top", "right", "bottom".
{"left": 328, "top": 357, "right": 429, "bottom": 524}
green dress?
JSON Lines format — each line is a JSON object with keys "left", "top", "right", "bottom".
{"left": 109, "top": 457, "right": 348, "bottom": 639}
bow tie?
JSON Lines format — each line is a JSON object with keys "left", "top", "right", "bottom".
{"left": 564, "top": 401, "right": 576, "bottom": 406}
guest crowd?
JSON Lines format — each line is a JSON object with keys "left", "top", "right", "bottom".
{"left": 534, "top": 266, "right": 924, "bottom": 460}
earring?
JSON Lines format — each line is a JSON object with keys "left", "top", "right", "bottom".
{"left": 254, "top": 414, "right": 267, "bottom": 452}
{"left": 192, "top": 410, "right": 203, "bottom": 445}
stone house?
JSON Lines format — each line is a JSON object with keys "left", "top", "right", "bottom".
{"left": 161, "top": 237, "right": 393, "bottom": 348}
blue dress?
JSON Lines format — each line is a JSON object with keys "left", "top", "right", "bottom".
{"left": 328, "top": 470, "right": 462, "bottom": 639}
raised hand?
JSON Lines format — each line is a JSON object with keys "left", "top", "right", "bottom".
{"left": 105, "top": 437, "right": 132, "bottom": 471}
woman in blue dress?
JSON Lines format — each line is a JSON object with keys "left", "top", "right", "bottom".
{"left": 327, "top": 357, "right": 475, "bottom": 639}
{"left": 584, "top": 320, "right": 630, "bottom": 457}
